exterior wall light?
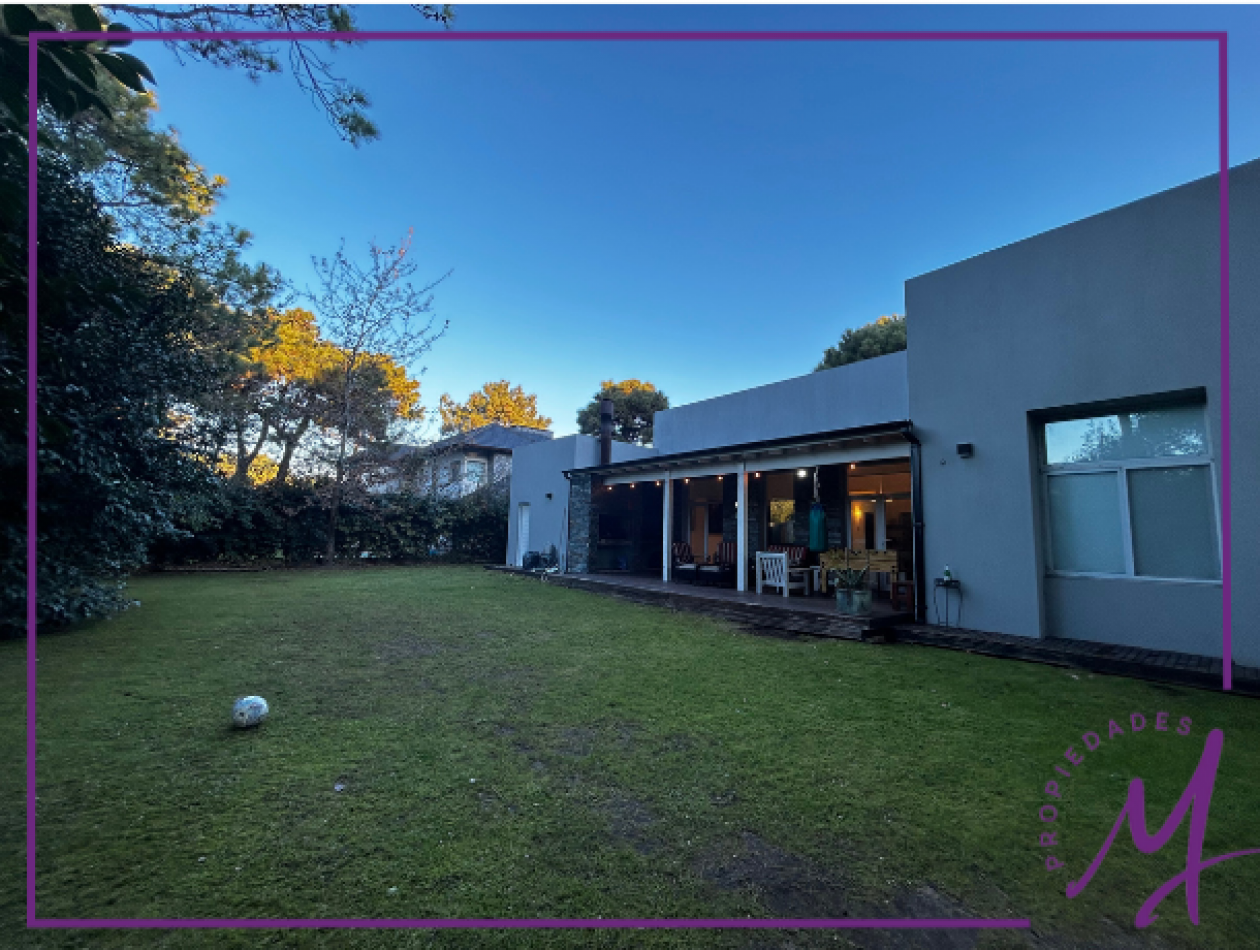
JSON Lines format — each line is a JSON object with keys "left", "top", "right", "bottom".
{"left": 956, "top": 443, "right": 974, "bottom": 459}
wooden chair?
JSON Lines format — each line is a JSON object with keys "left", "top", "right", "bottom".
{"left": 765, "top": 544, "right": 807, "bottom": 567}
{"left": 697, "top": 541, "right": 739, "bottom": 588}
{"left": 756, "top": 552, "right": 809, "bottom": 598}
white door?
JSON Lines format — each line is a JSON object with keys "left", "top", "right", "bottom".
{"left": 517, "top": 503, "right": 531, "bottom": 566}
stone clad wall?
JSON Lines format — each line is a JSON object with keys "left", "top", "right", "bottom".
{"left": 566, "top": 473, "right": 592, "bottom": 573}
{"left": 721, "top": 477, "right": 738, "bottom": 543}
{"left": 746, "top": 476, "right": 765, "bottom": 553}
{"left": 819, "top": 465, "right": 848, "bottom": 549}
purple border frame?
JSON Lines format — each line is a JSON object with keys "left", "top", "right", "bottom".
{"left": 25, "top": 28, "right": 1232, "bottom": 931}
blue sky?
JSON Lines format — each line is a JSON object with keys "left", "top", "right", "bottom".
{"left": 125, "top": 5, "right": 1260, "bottom": 437}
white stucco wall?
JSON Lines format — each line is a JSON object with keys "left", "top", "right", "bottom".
{"left": 506, "top": 436, "right": 657, "bottom": 566}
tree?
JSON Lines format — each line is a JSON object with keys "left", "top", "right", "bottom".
{"left": 576, "top": 380, "right": 669, "bottom": 446}
{"left": 1, "top": 157, "right": 235, "bottom": 628}
{"left": 815, "top": 315, "right": 906, "bottom": 371}
{"left": 439, "top": 381, "right": 552, "bottom": 435}
{"left": 0, "top": 5, "right": 156, "bottom": 209}
{"left": 101, "top": 3, "right": 455, "bottom": 145}
{"left": 311, "top": 231, "right": 448, "bottom": 556}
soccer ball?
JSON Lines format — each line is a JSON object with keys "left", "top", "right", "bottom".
{"left": 232, "top": 695, "right": 269, "bottom": 728}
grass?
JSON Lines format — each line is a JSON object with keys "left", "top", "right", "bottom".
{"left": 3, "top": 565, "right": 1258, "bottom": 950}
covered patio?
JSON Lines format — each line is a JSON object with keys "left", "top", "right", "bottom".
{"left": 564, "top": 422, "right": 925, "bottom": 623}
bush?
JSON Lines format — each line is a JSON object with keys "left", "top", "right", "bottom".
{"left": 150, "top": 482, "right": 509, "bottom": 567}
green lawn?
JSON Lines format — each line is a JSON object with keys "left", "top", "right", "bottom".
{"left": 3, "top": 566, "right": 1258, "bottom": 950}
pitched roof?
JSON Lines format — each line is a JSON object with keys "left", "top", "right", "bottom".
{"left": 384, "top": 423, "right": 554, "bottom": 460}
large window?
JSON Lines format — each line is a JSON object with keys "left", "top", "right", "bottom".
{"left": 1041, "top": 403, "right": 1220, "bottom": 581}
{"left": 465, "top": 458, "right": 488, "bottom": 487}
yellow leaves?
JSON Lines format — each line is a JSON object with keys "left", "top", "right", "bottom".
{"left": 600, "top": 379, "right": 657, "bottom": 394}
{"left": 249, "top": 308, "right": 341, "bottom": 382}
{"left": 364, "top": 353, "right": 424, "bottom": 420}
{"left": 216, "top": 453, "right": 280, "bottom": 485}
{"left": 439, "top": 381, "right": 552, "bottom": 434}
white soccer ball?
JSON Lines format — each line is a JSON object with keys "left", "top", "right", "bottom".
{"left": 232, "top": 695, "right": 269, "bottom": 728}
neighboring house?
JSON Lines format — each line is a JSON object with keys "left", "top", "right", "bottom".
{"left": 374, "top": 424, "right": 554, "bottom": 499}
{"left": 509, "top": 159, "right": 1259, "bottom": 668}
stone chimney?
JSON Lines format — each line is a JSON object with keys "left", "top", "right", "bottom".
{"left": 599, "top": 397, "right": 614, "bottom": 466}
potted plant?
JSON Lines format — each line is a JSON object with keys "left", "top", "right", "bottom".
{"left": 832, "top": 567, "right": 871, "bottom": 616}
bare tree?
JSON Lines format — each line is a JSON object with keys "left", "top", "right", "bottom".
{"left": 311, "top": 231, "right": 449, "bottom": 557}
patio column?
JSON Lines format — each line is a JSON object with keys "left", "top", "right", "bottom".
{"left": 736, "top": 462, "right": 748, "bottom": 591}
{"left": 661, "top": 475, "right": 672, "bottom": 582}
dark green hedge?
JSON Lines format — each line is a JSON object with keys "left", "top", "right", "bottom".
{"left": 149, "top": 483, "right": 509, "bottom": 567}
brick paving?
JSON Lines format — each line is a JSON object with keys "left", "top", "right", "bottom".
{"left": 488, "top": 567, "right": 1259, "bottom": 698}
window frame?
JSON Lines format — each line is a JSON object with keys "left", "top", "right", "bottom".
{"left": 1038, "top": 405, "right": 1222, "bottom": 586}
{"left": 464, "top": 458, "right": 488, "bottom": 487}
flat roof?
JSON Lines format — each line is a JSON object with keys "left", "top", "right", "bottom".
{"left": 564, "top": 420, "right": 915, "bottom": 477}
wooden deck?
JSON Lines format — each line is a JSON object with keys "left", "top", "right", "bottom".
{"left": 494, "top": 569, "right": 913, "bottom": 639}
{"left": 487, "top": 566, "right": 1259, "bottom": 697}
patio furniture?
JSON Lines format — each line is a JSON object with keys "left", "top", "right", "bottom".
{"left": 764, "top": 544, "right": 807, "bottom": 567}
{"left": 756, "top": 551, "right": 810, "bottom": 597}
{"left": 816, "top": 548, "right": 904, "bottom": 597}
{"left": 697, "top": 541, "right": 738, "bottom": 588}
{"left": 933, "top": 577, "right": 962, "bottom": 628}
{"left": 672, "top": 542, "right": 698, "bottom": 584}
{"left": 864, "top": 550, "right": 900, "bottom": 594}
{"left": 816, "top": 548, "right": 850, "bottom": 594}
{"left": 890, "top": 577, "right": 915, "bottom": 614}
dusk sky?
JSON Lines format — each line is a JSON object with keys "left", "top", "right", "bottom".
{"left": 127, "top": 4, "right": 1260, "bottom": 437}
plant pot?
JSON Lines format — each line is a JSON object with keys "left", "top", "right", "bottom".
{"left": 850, "top": 588, "right": 873, "bottom": 615}
{"left": 836, "top": 588, "right": 872, "bottom": 616}
{"left": 834, "top": 590, "right": 853, "bottom": 614}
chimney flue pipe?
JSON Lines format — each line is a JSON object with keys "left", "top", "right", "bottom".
{"left": 599, "top": 397, "right": 614, "bottom": 466}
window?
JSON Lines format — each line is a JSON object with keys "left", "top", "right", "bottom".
{"left": 768, "top": 499, "right": 795, "bottom": 545}
{"left": 465, "top": 459, "right": 487, "bottom": 486}
{"left": 1041, "top": 402, "right": 1219, "bottom": 581}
